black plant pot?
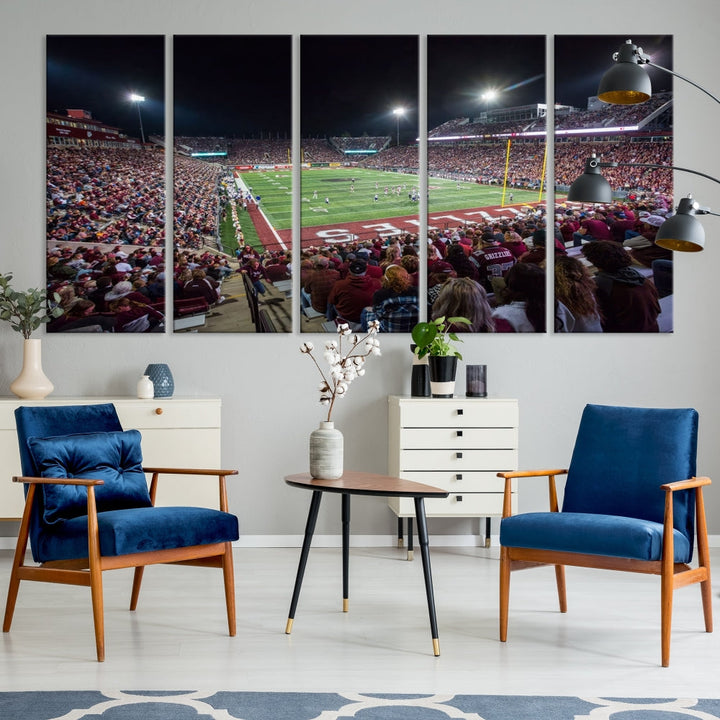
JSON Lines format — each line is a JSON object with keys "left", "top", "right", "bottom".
{"left": 428, "top": 355, "right": 458, "bottom": 398}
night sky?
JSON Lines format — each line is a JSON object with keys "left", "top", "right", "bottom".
{"left": 45, "top": 33, "right": 673, "bottom": 141}
{"left": 46, "top": 35, "right": 166, "bottom": 138}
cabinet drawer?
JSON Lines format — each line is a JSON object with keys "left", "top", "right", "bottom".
{"left": 399, "top": 448, "right": 517, "bottom": 471}
{"left": 395, "top": 399, "right": 518, "bottom": 428}
{"left": 397, "top": 470, "right": 513, "bottom": 493}
{"left": 400, "top": 427, "right": 517, "bottom": 450}
{"left": 390, "top": 492, "right": 516, "bottom": 517}
{"left": 114, "top": 399, "right": 220, "bottom": 430}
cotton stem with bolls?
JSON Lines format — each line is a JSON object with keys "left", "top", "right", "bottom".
{"left": 300, "top": 321, "right": 381, "bottom": 423}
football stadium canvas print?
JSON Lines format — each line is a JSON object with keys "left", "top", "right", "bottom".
{"left": 173, "top": 35, "right": 292, "bottom": 333}
{"left": 46, "top": 35, "right": 166, "bottom": 333}
{"left": 553, "top": 35, "right": 673, "bottom": 333}
{"left": 299, "top": 35, "right": 420, "bottom": 333}
{"left": 427, "top": 35, "right": 548, "bottom": 334}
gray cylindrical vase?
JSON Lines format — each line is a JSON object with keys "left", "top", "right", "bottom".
{"left": 309, "top": 421, "right": 344, "bottom": 480}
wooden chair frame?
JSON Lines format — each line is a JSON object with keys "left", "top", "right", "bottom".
{"left": 498, "top": 468, "right": 713, "bottom": 667}
{"left": 3, "top": 466, "right": 238, "bottom": 662}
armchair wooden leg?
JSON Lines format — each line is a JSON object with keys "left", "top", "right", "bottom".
{"left": 555, "top": 565, "right": 567, "bottom": 613}
{"left": 89, "top": 564, "right": 105, "bottom": 662}
{"left": 3, "top": 565, "right": 21, "bottom": 633}
{"left": 499, "top": 546, "right": 510, "bottom": 642}
{"left": 222, "top": 542, "right": 236, "bottom": 637}
{"left": 4, "top": 485, "right": 34, "bottom": 633}
{"left": 130, "top": 567, "right": 144, "bottom": 611}
{"left": 660, "top": 566, "right": 673, "bottom": 668}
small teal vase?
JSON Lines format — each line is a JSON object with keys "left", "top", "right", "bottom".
{"left": 144, "top": 363, "right": 174, "bottom": 398}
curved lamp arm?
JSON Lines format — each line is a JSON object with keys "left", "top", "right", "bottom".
{"left": 597, "top": 160, "right": 720, "bottom": 187}
{"left": 644, "top": 61, "right": 720, "bottom": 106}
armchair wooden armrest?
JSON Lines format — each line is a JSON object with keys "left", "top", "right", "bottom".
{"left": 660, "top": 476, "right": 711, "bottom": 492}
{"left": 142, "top": 468, "right": 239, "bottom": 511}
{"left": 13, "top": 475, "right": 104, "bottom": 486}
{"left": 496, "top": 469, "right": 569, "bottom": 518}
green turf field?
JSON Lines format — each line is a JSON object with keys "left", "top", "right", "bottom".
{"left": 222, "top": 166, "right": 545, "bottom": 252}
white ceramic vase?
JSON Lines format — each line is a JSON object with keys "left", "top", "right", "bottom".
{"left": 309, "top": 420, "right": 344, "bottom": 480}
{"left": 136, "top": 374, "right": 154, "bottom": 399}
{"left": 10, "top": 338, "right": 54, "bottom": 400}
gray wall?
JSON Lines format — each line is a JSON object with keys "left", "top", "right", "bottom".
{"left": 2, "top": 0, "right": 719, "bottom": 540}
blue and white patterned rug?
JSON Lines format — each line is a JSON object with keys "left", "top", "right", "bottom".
{"left": 1, "top": 692, "right": 720, "bottom": 719}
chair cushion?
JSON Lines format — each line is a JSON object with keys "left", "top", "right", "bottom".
{"left": 500, "top": 511, "right": 692, "bottom": 563}
{"left": 33, "top": 506, "right": 240, "bottom": 563}
{"left": 27, "top": 430, "right": 152, "bottom": 525}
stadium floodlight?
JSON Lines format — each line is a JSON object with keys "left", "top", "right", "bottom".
{"left": 393, "top": 107, "right": 405, "bottom": 146}
{"left": 568, "top": 155, "right": 720, "bottom": 251}
{"left": 597, "top": 39, "right": 720, "bottom": 106}
{"left": 129, "top": 93, "right": 146, "bottom": 144}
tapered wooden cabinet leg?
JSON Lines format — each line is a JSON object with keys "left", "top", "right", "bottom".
{"left": 499, "top": 546, "right": 510, "bottom": 642}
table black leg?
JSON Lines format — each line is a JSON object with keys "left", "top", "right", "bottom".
{"left": 414, "top": 496, "right": 440, "bottom": 656}
{"left": 342, "top": 493, "right": 350, "bottom": 612}
{"left": 397, "top": 517, "right": 404, "bottom": 548}
{"left": 485, "top": 516, "right": 491, "bottom": 548}
{"left": 407, "top": 517, "right": 414, "bottom": 561}
{"left": 285, "top": 490, "right": 323, "bottom": 634}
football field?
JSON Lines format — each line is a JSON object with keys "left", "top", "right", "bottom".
{"left": 227, "top": 166, "right": 546, "bottom": 252}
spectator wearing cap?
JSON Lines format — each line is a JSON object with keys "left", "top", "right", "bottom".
{"left": 326, "top": 258, "right": 381, "bottom": 328}
{"left": 302, "top": 255, "right": 340, "bottom": 314}
{"left": 104, "top": 280, "right": 149, "bottom": 305}
{"left": 472, "top": 232, "right": 515, "bottom": 293}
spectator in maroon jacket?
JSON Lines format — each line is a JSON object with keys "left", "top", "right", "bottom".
{"left": 581, "top": 241, "right": 661, "bottom": 332}
{"left": 326, "top": 258, "right": 381, "bottom": 328}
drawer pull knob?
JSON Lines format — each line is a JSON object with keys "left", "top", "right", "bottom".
{"left": 456, "top": 495, "right": 463, "bottom": 502}
{"left": 456, "top": 452, "right": 463, "bottom": 459}
{"left": 456, "top": 430, "right": 463, "bottom": 437}
{"left": 456, "top": 474, "right": 463, "bottom": 481}
{"left": 457, "top": 408, "right": 464, "bottom": 415}
{"left": 155, "top": 407, "right": 163, "bottom": 415}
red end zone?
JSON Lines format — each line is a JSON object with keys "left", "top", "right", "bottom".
{"left": 258, "top": 203, "right": 544, "bottom": 253}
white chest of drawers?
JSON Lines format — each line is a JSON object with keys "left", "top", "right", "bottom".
{"left": 0, "top": 396, "right": 222, "bottom": 520}
{"left": 388, "top": 395, "right": 519, "bottom": 545}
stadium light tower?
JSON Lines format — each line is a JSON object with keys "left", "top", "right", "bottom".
{"left": 481, "top": 89, "right": 498, "bottom": 118}
{"left": 129, "top": 93, "right": 146, "bottom": 145}
{"left": 393, "top": 107, "right": 405, "bottom": 146}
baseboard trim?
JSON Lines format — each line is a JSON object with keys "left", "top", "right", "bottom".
{"left": 2, "top": 534, "right": 720, "bottom": 550}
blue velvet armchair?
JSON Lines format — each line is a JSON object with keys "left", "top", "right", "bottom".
{"left": 3, "top": 403, "right": 239, "bottom": 661}
{"left": 498, "top": 404, "right": 712, "bottom": 667}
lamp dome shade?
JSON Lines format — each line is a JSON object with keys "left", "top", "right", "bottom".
{"left": 597, "top": 41, "right": 652, "bottom": 105}
{"left": 567, "top": 158, "right": 613, "bottom": 203}
{"left": 655, "top": 214, "right": 705, "bottom": 252}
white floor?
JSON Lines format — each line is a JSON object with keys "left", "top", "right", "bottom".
{"left": 0, "top": 545, "right": 718, "bottom": 697}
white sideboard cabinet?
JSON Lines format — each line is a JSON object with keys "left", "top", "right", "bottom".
{"left": 0, "top": 396, "right": 222, "bottom": 520}
{"left": 388, "top": 395, "right": 519, "bottom": 552}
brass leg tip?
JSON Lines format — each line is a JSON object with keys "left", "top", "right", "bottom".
{"left": 285, "top": 618, "right": 293, "bottom": 634}
{"left": 343, "top": 598, "right": 349, "bottom": 612}
{"left": 432, "top": 638, "right": 440, "bottom": 656}
{"left": 407, "top": 550, "right": 414, "bottom": 561}
{"left": 398, "top": 538, "right": 404, "bottom": 548}
{"left": 485, "top": 538, "right": 491, "bottom": 548}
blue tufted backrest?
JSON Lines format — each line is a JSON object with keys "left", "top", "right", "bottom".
{"left": 15, "top": 404, "right": 126, "bottom": 562}
{"left": 563, "top": 404, "right": 698, "bottom": 546}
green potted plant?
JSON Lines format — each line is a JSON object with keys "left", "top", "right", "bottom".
{"left": 411, "top": 316, "right": 470, "bottom": 397}
{"left": 0, "top": 272, "right": 62, "bottom": 399}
